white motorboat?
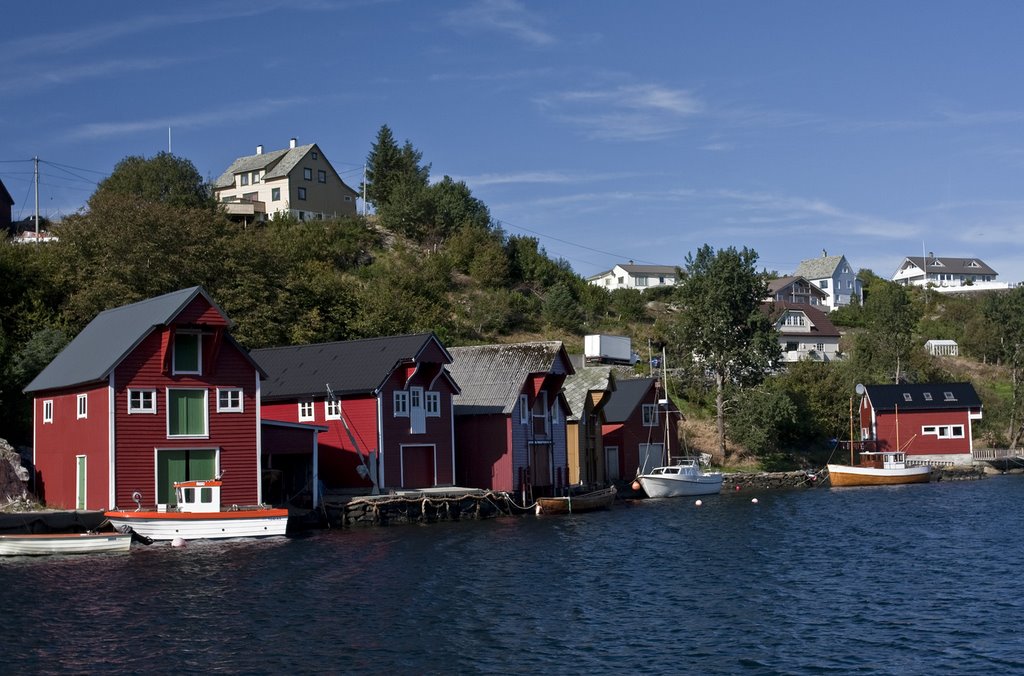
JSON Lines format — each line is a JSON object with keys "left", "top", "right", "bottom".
{"left": 0, "top": 532, "right": 132, "bottom": 556}
{"left": 105, "top": 480, "right": 288, "bottom": 541}
{"left": 637, "top": 459, "right": 724, "bottom": 498}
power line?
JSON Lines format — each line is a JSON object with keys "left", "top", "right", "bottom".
{"left": 496, "top": 218, "right": 664, "bottom": 267}
{"left": 40, "top": 159, "right": 107, "bottom": 176}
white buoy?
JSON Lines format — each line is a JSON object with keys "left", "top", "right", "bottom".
{"left": 751, "top": 498, "right": 759, "bottom": 504}
{"left": 695, "top": 499, "right": 703, "bottom": 507}
{"left": 171, "top": 536, "right": 187, "bottom": 548}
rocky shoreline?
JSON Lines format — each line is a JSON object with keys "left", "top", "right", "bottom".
{"left": 721, "top": 464, "right": 992, "bottom": 491}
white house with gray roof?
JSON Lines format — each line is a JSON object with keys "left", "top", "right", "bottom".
{"left": 892, "top": 256, "right": 1007, "bottom": 293}
{"left": 588, "top": 262, "right": 679, "bottom": 292}
{"left": 794, "top": 252, "right": 863, "bottom": 311}
{"left": 213, "top": 138, "right": 359, "bottom": 223}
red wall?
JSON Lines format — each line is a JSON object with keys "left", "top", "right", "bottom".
{"left": 455, "top": 414, "right": 512, "bottom": 491}
{"left": 868, "top": 407, "right": 973, "bottom": 456}
{"left": 33, "top": 383, "right": 110, "bottom": 510}
{"left": 602, "top": 384, "right": 668, "bottom": 478}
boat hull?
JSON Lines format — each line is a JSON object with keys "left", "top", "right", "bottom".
{"left": 827, "top": 464, "right": 931, "bottom": 487}
{"left": 535, "top": 487, "right": 616, "bottom": 515}
{"left": 0, "top": 532, "right": 132, "bottom": 556}
{"left": 638, "top": 473, "right": 723, "bottom": 497}
{"left": 105, "top": 509, "right": 289, "bottom": 541}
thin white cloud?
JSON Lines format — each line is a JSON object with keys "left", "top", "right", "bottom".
{"left": 460, "top": 170, "right": 638, "bottom": 186}
{"left": 536, "top": 84, "right": 703, "bottom": 141}
{"left": 64, "top": 98, "right": 310, "bottom": 140}
{"left": 444, "top": 0, "right": 555, "bottom": 46}
{"left": 0, "top": 57, "right": 195, "bottom": 95}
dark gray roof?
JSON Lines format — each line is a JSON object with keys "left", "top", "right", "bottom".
{"left": 795, "top": 255, "right": 848, "bottom": 280}
{"left": 25, "top": 287, "right": 222, "bottom": 393}
{"left": 562, "top": 366, "right": 616, "bottom": 422}
{"left": 771, "top": 301, "right": 841, "bottom": 337}
{"left": 251, "top": 333, "right": 451, "bottom": 400}
{"left": 602, "top": 377, "right": 657, "bottom": 423}
{"left": 864, "top": 383, "right": 981, "bottom": 412}
{"left": 449, "top": 342, "right": 571, "bottom": 415}
{"left": 0, "top": 178, "right": 12, "bottom": 207}
{"left": 899, "top": 256, "right": 997, "bottom": 277}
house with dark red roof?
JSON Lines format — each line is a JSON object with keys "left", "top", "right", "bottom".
{"left": 24, "top": 287, "right": 267, "bottom": 511}
{"left": 769, "top": 301, "right": 842, "bottom": 363}
{"left": 859, "top": 382, "right": 983, "bottom": 466}
{"left": 251, "top": 333, "right": 459, "bottom": 493}
{"left": 447, "top": 342, "right": 573, "bottom": 497}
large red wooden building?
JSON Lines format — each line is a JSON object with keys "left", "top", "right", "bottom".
{"left": 251, "top": 333, "right": 459, "bottom": 492}
{"left": 601, "top": 377, "right": 681, "bottom": 480}
{"left": 24, "top": 287, "right": 266, "bottom": 510}
{"left": 860, "top": 382, "right": 983, "bottom": 466}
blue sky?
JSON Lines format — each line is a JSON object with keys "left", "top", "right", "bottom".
{"left": 4, "top": 1, "right": 1024, "bottom": 283}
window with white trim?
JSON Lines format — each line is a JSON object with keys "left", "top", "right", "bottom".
{"left": 173, "top": 332, "right": 202, "bottom": 375}
{"left": 217, "top": 388, "right": 243, "bottom": 413}
{"left": 167, "top": 389, "right": 208, "bottom": 437}
{"left": 425, "top": 392, "right": 440, "bottom": 417}
{"left": 128, "top": 389, "right": 157, "bottom": 414}
{"left": 298, "top": 401, "right": 314, "bottom": 422}
{"left": 394, "top": 391, "right": 409, "bottom": 417}
{"left": 410, "top": 387, "right": 422, "bottom": 411}
{"left": 325, "top": 399, "right": 341, "bottom": 420}
{"left": 642, "top": 403, "right": 658, "bottom": 427}
{"left": 519, "top": 395, "right": 529, "bottom": 424}
{"left": 77, "top": 393, "right": 88, "bottom": 419}
{"left": 922, "top": 424, "right": 965, "bottom": 439}
{"left": 784, "top": 312, "right": 806, "bottom": 327}
{"left": 43, "top": 400, "right": 53, "bottom": 423}
{"left": 944, "top": 392, "right": 956, "bottom": 401}
{"left": 923, "top": 392, "right": 933, "bottom": 401}
{"left": 903, "top": 393, "right": 913, "bottom": 402}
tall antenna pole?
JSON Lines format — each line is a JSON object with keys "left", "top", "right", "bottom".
{"left": 362, "top": 163, "right": 367, "bottom": 216}
{"left": 168, "top": 127, "right": 172, "bottom": 154}
{"left": 33, "top": 156, "right": 39, "bottom": 235}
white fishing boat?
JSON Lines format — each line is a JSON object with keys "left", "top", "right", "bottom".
{"left": 637, "top": 458, "right": 724, "bottom": 497}
{"left": 105, "top": 480, "right": 288, "bottom": 541}
{"left": 0, "top": 532, "right": 132, "bottom": 556}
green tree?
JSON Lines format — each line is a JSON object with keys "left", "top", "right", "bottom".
{"left": 542, "top": 281, "right": 583, "bottom": 332}
{"left": 91, "top": 152, "right": 211, "bottom": 209}
{"left": 664, "top": 245, "right": 781, "bottom": 458}
{"left": 363, "top": 125, "right": 430, "bottom": 210}
{"left": 855, "top": 281, "right": 920, "bottom": 383}
{"left": 983, "top": 288, "right": 1024, "bottom": 447}
{"left": 727, "top": 384, "right": 798, "bottom": 464}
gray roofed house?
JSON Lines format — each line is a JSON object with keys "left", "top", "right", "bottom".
{"left": 767, "top": 275, "right": 829, "bottom": 307}
{"left": 587, "top": 262, "right": 680, "bottom": 292}
{"left": 448, "top": 341, "right": 574, "bottom": 415}
{"left": 213, "top": 138, "right": 359, "bottom": 224}
{"left": 562, "top": 364, "right": 616, "bottom": 486}
{"left": 793, "top": 252, "right": 862, "bottom": 311}
{"left": 891, "top": 255, "right": 1006, "bottom": 293}
{"left": 25, "top": 286, "right": 261, "bottom": 393}
{"left": 602, "top": 377, "right": 658, "bottom": 424}
{"left": 250, "top": 333, "right": 455, "bottom": 400}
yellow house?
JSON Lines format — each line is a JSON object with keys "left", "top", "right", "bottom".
{"left": 563, "top": 364, "right": 615, "bottom": 488}
{"left": 214, "top": 138, "right": 359, "bottom": 223}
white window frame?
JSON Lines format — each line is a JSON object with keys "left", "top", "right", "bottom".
{"left": 216, "top": 388, "right": 244, "bottom": 413}
{"left": 166, "top": 388, "right": 209, "bottom": 439}
{"left": 172, "top": 331, "right": 203, "bottom": 376}
{"left": 77, "top": 393, "right": 88, "bottom": 419}
{"left": 325, "top": 399, "right": 341, "bottom": 420}
{"left": 271, "top": 187, "right": 281, "bottom": 201}
{"left": 642, "top": 403, "right": 659, "bottom": 427}
{"left": 394, "top": 390, "right": 409, "bottom": 418}
{"left": 43, "top": 399, "right": 54, "bottom": 423}
{"left": 298, "top": 401, "right": 315, "bottom": 422}
{"left": 425, "top": 391, "right": 440, "bottom": 417}
{"left": 519, "top": 394, "right": 529, "bottom": 424}
{"left": 128, "top": 388, "right": 157, "bottom": 414}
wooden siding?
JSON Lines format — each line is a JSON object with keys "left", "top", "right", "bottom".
{"left": 454, "top": 413, "right": 511, "bottom": 491}
{"left": 379, "top": 368, "right": 457, "bottom": 489}
{"left": 863, "top": 402, "right": 975, "bottom": 456}
{"left": 111, "top": 325, "right": 260, "bottom": 509}
{"left": 602, "top": 383, "right": 668, "bottom": 478}
{"left": 33, "top": 383, "right": 110, "bottom": 510}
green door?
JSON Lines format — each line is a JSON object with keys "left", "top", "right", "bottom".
{"left": 76, "top": 455, "right": 86, "bottom": 510}
{"left": 157, "top": 449, "right": 216, "bottom": 506}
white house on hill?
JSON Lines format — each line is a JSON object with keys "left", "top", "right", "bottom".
{"left": 892, "top": 256, "right": 1007, "bottom": 293}
{"left": 588, "top": 263, "right": 679, "bottom": 292}
{"left": 793, "top": 252, "right": 862, "bottom": 311}
{"left": 213, "top": 138, "right": 359, "bottom": 223}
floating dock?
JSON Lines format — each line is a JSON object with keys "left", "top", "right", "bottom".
{"left": 323, "top": 487, "right": 524, "bottom": 527}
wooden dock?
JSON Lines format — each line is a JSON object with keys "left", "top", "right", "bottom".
{"left": 322, "top": 487, "right": 524, "bottom": 527}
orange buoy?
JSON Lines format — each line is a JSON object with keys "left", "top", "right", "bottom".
{"left": 631, "top": 480, "right": 642, "bottom": 491}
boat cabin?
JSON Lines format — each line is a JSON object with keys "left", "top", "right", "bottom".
{"left": 174, "top": 480, "right": 223, "bottom": 513}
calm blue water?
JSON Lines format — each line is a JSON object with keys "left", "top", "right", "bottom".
{"left": 3, "top": 476, "right": 1024, "bottom": 675}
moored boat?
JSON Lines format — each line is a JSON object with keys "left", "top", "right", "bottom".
{"left": 105, "top": 480, "right": 288, "bottom": 541}
{"left": 0, "top": 532, "right": 132, "bottom": 556}
{"left": 827, "top": 450, "right": 931, "bottom": 487}
{"left": 637, "top": 458, "right": 723, "bottom": 497}
{"left": 535, "top": 486, "right": 616, "bottom": 515}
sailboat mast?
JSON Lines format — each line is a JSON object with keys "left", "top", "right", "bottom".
{"left": 895, "top": 403, "right": 900, "bottom": 453}
{"left": 849, "top": 397, "right": 854, "bottom": 465}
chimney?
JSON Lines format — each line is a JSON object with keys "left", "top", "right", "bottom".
{"left": 822, "top": 249, "right": 827, "bottom": 257}
{"left": 256, "top": 144, "right": 263, "bottom": 155}
{"left": 289, "top": 137, "right": 297, "bottom": 149}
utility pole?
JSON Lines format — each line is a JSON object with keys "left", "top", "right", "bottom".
{"left": 33, "top": 156, "right": 39, "bottom": 234}
{"left": 362, "top": 163, "right": 367, "bottom": 216}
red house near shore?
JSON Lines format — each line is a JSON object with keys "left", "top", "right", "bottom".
{"left": 859, "top": 382, "right": 983, "bottom": 466}
{"left": 251, "top": 334, "right": 460, "bottom": 493}
{"left": 447, "top": 342, "right": 573, "bottom": 497}
{"left": 601, "top": 378, "right": 681, "bottom": 480}
{"left": 24, "top": 287, "right": 266, "bottom": 510}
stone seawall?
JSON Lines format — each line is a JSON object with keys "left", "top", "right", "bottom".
{"left": 723, "top": 470, "right": 823, "bottom": 491}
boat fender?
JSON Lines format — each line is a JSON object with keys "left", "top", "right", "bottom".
{"left": 631, "top": 480, "right": 641, "bottom": 491}
{"left": 171, "top": 537, "right": 187, "bottom": 548}
{"left": 231, "top": 504, "right": 239, "bottom": 512}
{"left": 695, "top": 499, "right": 703, "bottom": 507}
